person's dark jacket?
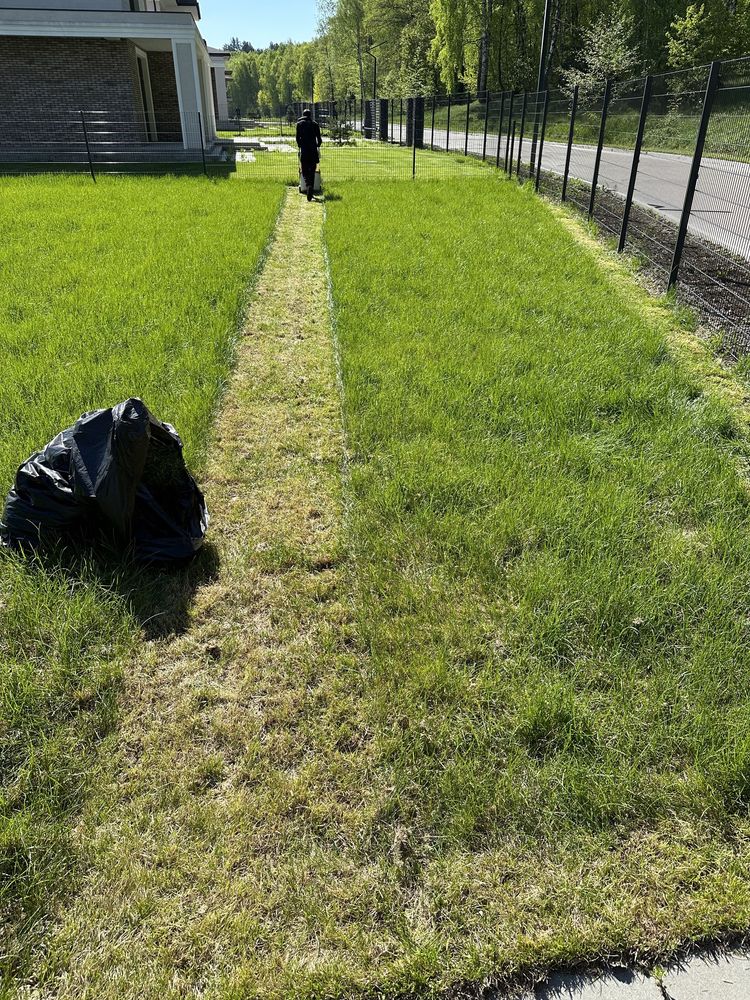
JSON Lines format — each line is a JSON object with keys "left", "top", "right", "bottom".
{"left": 296, "top": 117, "right": 322, "bottom": 161}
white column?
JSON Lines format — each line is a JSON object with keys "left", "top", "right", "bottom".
{"left": 197, "top": 50, "right": 216, "bottom": 140}
{"left": 213, "top": 64, "right": 230, "bottom": 124}
{"left": 171, "top": 38, "right": 202, "bottom": 148}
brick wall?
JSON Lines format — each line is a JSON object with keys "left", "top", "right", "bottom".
{"left": 0, "top": 36, "right": 141, "bottom": 116}
{"left": 147, "top": 50, "right": 182, "bottom": 142}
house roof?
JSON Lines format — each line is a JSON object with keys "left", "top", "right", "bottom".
{"left": 175, "top": 0, "right": 201, "bottom": 17}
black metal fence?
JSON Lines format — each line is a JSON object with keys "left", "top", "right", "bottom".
{"left": 383, "top": 58, "right": 750, "bottom": 355}
{"left": 0, "top": 111, "right": 219, "bottom": 177}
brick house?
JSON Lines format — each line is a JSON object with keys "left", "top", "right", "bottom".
{"left": 0, "top": 0, "right": 232, "bottom": 157}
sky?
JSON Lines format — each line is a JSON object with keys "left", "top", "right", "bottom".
{"left": 200, "top": 0, "right": 319, "bottom": 51}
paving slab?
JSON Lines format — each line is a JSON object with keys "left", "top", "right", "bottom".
{"left": 535, "top": 968, "right": 662, "bottom": 999}
{"left": 662, "top": 950, "right": 750, "bottom": 999}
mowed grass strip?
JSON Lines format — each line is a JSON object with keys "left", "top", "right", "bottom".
{"left": 35, "top": 191, "right": 368, "bottom": 999}
{"left": 0, "top": 175, "right": 283, "bottom": 977}
{"left": 321, "top": 179, "right": 750, "bottom": 987}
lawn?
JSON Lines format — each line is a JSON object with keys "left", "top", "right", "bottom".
{"left": 6, "top": 170, "right": 750, "bottom": 997}
{"left": 0, "top": 174, "right": 283, "bottom": 977}
{"left": 321, "top": 178, "right": 750, "bottom": 988}
{"left": 233, "top": 140, "right": 493, "bottom": 181}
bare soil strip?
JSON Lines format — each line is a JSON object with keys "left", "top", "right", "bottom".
{"left": 37, "top": 189, "right": 369, "bottom": 998}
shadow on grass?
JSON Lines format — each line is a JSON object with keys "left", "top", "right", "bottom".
{"left": 18, "top": 535, "right": 221, "bottom": 640}
{"left": 0, "top": 535, "right": 219, "bottom": 980}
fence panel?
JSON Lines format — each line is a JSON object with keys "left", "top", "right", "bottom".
{"left": 536, "top": 89, "right": 574, "bottom": 198}
{"left": 586, "top": 76, "right": 647, "bottom": 239}
{"left": 562, "top": 86, "right": 605, "bottom": 215}
{"left": 677, "top": 58, "right": 750, "bottom": 352}
{"left": 516, "top": 90, "right": 545, "bottom": 182}
{"left": 609, "top": 67, "right": 709, "bottom": 287}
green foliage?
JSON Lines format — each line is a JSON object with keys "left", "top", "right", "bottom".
{"left": 667, "top": 1, "right": 750, "bottom": 69}
{"left": 237, "top": 1, "right": 726, "bottom": 112}
{"left": 227, "top": 42, "right": 317, "bottom": 116}
{"left": 561, "top": 3, "right": 639, "bottom": 98}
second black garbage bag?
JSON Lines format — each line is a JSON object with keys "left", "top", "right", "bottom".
{"left": 1, "top": 397, "right": 208, "bottom": 563}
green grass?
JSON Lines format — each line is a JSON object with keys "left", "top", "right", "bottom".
{"left": 319, "top": 177, "right": 750, "bottom": 987}
{"left": 430, "top": 96, "right": 750, "bottom": 160}
{"left": 7, "top": 169, "right": 750, "bottom": 995}
{"left": 542, "top": 106, "right": 750, "bottom": 160}
{"left": 233, "top": 141, "right": 492, "bottom": 182}
{"left": 0, "top": 174, "right": 283, "bottom": 977}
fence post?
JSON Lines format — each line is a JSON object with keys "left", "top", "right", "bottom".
{"left": 80, "top": 110, "right": 96, "bottom": 183}
{"left": 509, "top": 120, "right": 517, "bottom": 172}
{"left": 535, "top": 90, "right": 550, "bottom": 191}
{"left": 197, "top": 111, "right": 207, "bottom": 176}
{"left": 482, "top": 91, "right": 490, "bottom": 160}
{"left": 431, "top": 94, "right": 436, "bottom": 150}
{"left": 504, "top": 91, "right": 515, "bottom": 172}
{"left": 618, "top": 75, "right": 653, "bottom": 253}
{"left": 588, "top": 78, "right": 613, "bottom": 217}
{"left": 446, "top": 94, "right": 452, "bottom": 152}
{"left": 400, "top": 98, "right": 404, "bottom": 144}
{"left": 391, "top": 98, "right": 394, "bottom": 142}
{"left": 561, "top": 84, "right": 578, "bottom": 202}
{"left": 495, "top": 91, "right": 506, "bottom": 168}
{"left": 412, "top": 97, "right": 417, "bottom": 179}
{"left": 464, "top": 90, "right": 471, "bottom": 156}
{"left": 668, "top": 60, "right": 721, "bottom": 290}
{"left": 516, "top": 91, "right": 528, "bottom": 177}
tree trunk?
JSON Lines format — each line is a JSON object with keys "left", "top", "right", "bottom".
{"left": 544, "top": 0, "right": 561, "bottom": 84}
{"left": 477, "top": 0, "right": 491, "bottom": 95}
{"left": 356, "top": 34, "right": 366, "bottom": 104}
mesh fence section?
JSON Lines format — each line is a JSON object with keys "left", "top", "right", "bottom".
{"left": 619, "top": 68, "right": 708, "bottom": 285}
{"left": 589, "top": 76, "right": 647, "bottom": 240}
{"left": 0, "top": 111, "right": 207, "bottom": 173}
{"left": 680, "top": 59, "right": 750, "bottom": 352}
{"left": 564, "top": 87, "right": 605, "bottom": 217}
{"left": 537, "top": 89, "right": 574, "bottom": 198}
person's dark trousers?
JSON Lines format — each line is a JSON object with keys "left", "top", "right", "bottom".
{"left": 300, "top": 155, "right": 316, "bottom": 200}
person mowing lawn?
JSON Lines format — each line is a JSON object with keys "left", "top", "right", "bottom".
{"left": 296, "top": 107, "right": 322, "bottom": 201}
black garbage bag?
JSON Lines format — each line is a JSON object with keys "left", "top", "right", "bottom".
{"left": 1, "top": 398, "right": 208, "bottom": 563}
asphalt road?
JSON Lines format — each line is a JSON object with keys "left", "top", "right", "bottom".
{"left": 389, "top": 122, "right": 750, "bottom": 261}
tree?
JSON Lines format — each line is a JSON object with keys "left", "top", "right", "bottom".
{"left": 667, "top": 1, "right": 750, "bottom": 69}
{"left": 430, "top": 0, "right": 469, "bottom": 91}
{"left": 560, "top": 3, "right": 639, "bottom": 98}
{"left": 227, "top": 52, "right": 261, "bottom": 114}
{"left": 224, "top": 37, "right": 254, "bottom": 53}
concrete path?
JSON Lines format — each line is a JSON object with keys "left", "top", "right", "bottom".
{"left": 491, "top": 949, "right": 750, "bottom": 998}
{"left": 387, "top": 121, "right": 750, "bottom": 260}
